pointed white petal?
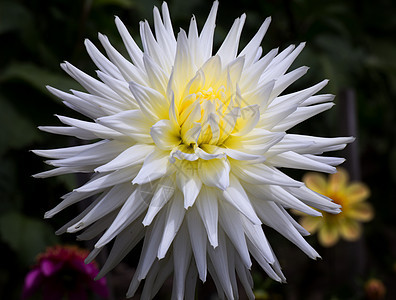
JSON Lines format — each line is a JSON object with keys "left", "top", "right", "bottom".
{"left": 239, "top": 17, "right": 271, "bottom": 66}
{"left": 222, "top": 174, "right": 261, "bottom": 225}
{"left": 84, "top": 39, "right": 123, "bottom": 80}
{"left": 67, "top": 183, "right": 133, "bottom": 233}
{"left": 142, "top": 176, "right": 175, "bottom": 226}
{"left": 96, "top": 217, "right": 145, "bottom": 278}
{"left": 133, "top": 149, "right": 170, "bottom": 185}
{"left": 219, "top": 201, "right": 252, "bottom": 268}
{"left": 96, "top": 109, "right": 153, "bottom": 143}
{"left": 157, "top": 191, "right": 186, "bottom": 259}
{"left": 252, "top": 198, "right": 320, "bottom": 259}
{"left": 197, "top": 158, "right": 230, "bottom": 190}
{"left": 95, "top": 144, "right": 154, "bottom": 172}
{"left": 150, "top": 119, "right": 181, "bottom": 150}
{"left": 129, "top": 80, "right": 169, "bottom": 120}
{"left": 196, "top": 186, "right": 218, "bottom": 247}
{"left": 199, "top": 1, "right": 219, "bottom": 61}
{"left": 176, "top": 171, "right": 202, "bottom": 209}
{"left": 217, "top": 14, "right": 246, "bottom": 65}
{"left": 75, "top": 165, "right": 140, "bottom": 193}
{"left": 172, "top": 224, "right": 192, "bottom": 300}
{"left": 95, "top": 185, "right": 149, "bottom": 248}
{"left": 186, "top": 206, "right": 207, "bottom": 282}
{"left": 231, "top": 160, "right": 303, "bottom": 187}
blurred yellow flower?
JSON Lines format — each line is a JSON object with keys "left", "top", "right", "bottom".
{"left": 299, "top": 168, "right": 373, "bottom": 247}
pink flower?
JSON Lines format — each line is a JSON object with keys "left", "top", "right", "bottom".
{"left": 22, "top": 245, "right": 109, "bottom": 300}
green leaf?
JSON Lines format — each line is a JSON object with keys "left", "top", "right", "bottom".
{"left": 92, "top": 0, "right": 135, "bottom": 8}
{"left": 0, "top": 211, "right": 59, "bottom": 265}
{"left": 0, "top": 95, "right": 39, "bottom": 155}
{"left": 0, "top": 63, "right": 80, "bottom": 97}
{"left": 0, "top": 1, "right": 32, "bottom": 35}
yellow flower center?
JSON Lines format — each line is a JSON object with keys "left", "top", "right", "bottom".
{"left": 178, "top": 85, "right": 235, "bottom": 149}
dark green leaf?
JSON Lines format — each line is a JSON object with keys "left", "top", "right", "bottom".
{"left": 0, "top": 211, "right": 58, "bottom": 265}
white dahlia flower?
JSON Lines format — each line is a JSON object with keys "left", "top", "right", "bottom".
{"left": 34, "top": 1, "right": 354, "bottom": 299}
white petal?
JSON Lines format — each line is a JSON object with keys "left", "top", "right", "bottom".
{"left": 114, "top": 16, "right": 144, "bottom": 70}
{"left": 157, "top": 191, "right": 185, "bottom": 259}
{"left": 96, "top": 109, "right": 152, "bottom": 143}
{"left": 150, "top": 119, "right": 181, "bottom": 150}
{"left": 195, "top": 186, "right": 218, "bottom": 247}
{"left": 199, "top": 1, "right": 219, "bottom": 61}
{"left": 252, "top": 198, "right": 320, "bottom": 259}
{"left": 239, "top": 17, "right": 271, "bottom": 66}
{"left": 267, "top": 151, "right": 337, "bottom": 173}
{"left": 142, "top": 176, "right": 175, "bottom": 226}
{"left": 207, "top": 230, "right": 234, "bottom": 299}
{"left": 232, "top": 160, "right": 303, "bottom": 187}
{"left": 44, "top": 189, "right": 100, "bottom": 218}
{"left": 84, "top": 39, "right": 123, "bottom": 80}
{"left": 216, "top": 14, "right": 246, "bottom": 65}
{"left": 95, "top": 144, "right": 154, "bottom": 172}
{"left": 172, "top": 224, "right": 192, "bottom": 300}
{"left": 61, "top": 62, "right": 121, "bottom": 100}
{"left": 186, "top": 206, "right": 207, "bottom": 282}
{"left": 198, "top": 158, "right": 230, "bottom": 190}
{"left": 247, "top": 183, "right": 322, "bottom": 216}
{"left": 232, "top": 104, "right": 260, "bottom": 136}
{"left": 47, "top": 140, "right": 126, "bottom": 168}
{"left": 75, "top": 165, "right": 140, "bottom": 193}
{"left": 219, "top": 201, "right": 252, "bottom": 268}
{"left": 241, "top": 217, "right": 274, "bottom": 264}
{"left": 129, "top": 81, "right": 169, "bottom": 120}
{"left": 176, "top": 171, "right": 202, "bottom": 209}
{"left": 67, "top": 183, "right": 133, "bottom": 233}
{"left": 32, "top": 140, "right": 105, "bottom": 159}
{"left": 96, "top": 218, "right": 145, "bottom": 278}
{"left": 47, "top": 86, "right": 104, "bottom": 119}
{"left": 95, "top": 185, "right": 149, "bottom": 248}
{"left": 38, "top": 126, "right": 97, "bottom": 140}
{"left": 128, "top": 210, "right": 166, "bottom": 296}
{"left": 143, "top": 53, "right": 168, "bottom": 95}
{"left": 285, "top": 185, "right": 341, "bottom": 213}
{"left": 133, "top": 149, "right": 171, "bottom": 185}
{"left": 222, "top": 174, "right": 261, "bottom": 224}
{"left": 98, "top": 33, "right": 147, "bottom": 84}
{"left": 56, "top": 115, "right": 123, "bottom": 139}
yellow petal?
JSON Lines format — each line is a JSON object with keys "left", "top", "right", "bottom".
{"left": 318, "top": 223, "right": 339, "bottom": 247}
{"left": 349, "top": 203, "right": 374, "bottom": 222}
{"left": 303, "top": 173, "right": 327, "bottom": 194}
{"left": 300, "top": 216, "right": 322, "bottom": 233}
{"left": 328, "top": 168, "right": 349, "bottom": 193}
{"left": 339, "top": 219, "right": 362, "bottom": 241}
{"left": 345, "top": 182, "right": 370, "bottom": 204}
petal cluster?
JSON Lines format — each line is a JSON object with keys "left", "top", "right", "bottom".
{"left": 34, "top": 1, "right": 354, "bottom": 299}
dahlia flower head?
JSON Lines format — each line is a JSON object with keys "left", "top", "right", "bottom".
{"left": 34, "top": 1, "right": 354, "bottom": 299}
{"left": 22, "top": 245, "right": 108, "bottom": 300}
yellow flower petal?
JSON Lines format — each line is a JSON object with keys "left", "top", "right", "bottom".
{"left": 345, "top": 182, "right": 370, "bottom": 204}
{"left": 328, "top": 168, "right": 348, "bottom": 193}
{"left": 318, "top": 223, "right": 339, "bottom": 247}
{"left": 303, "top": 173, "right": 327, "bottom": 194}
{"left": 300, "top": 216, "right": 322, "bottom": 233}
{"left": 339, "top": 219, "right": 361, "bottom": 241}
{"left": 349, "top": 202, "right": 374, "bottom": 222}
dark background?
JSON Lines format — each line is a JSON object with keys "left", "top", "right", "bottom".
{"left": 0, "top": 0, "right": 395, "bottom": 299}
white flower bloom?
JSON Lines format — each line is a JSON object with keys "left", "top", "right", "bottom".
{"left": 34, "top": 2, "right": 354, "bottom": 299}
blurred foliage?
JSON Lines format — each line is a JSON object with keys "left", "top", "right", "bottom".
{"left": 0, "top": 0, "right": 395, "bottom": 299}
